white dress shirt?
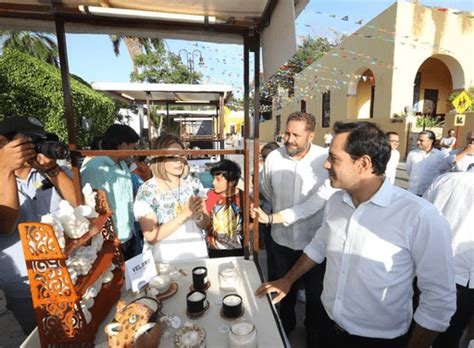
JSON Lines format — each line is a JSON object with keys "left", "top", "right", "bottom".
{"left": 385, "top": 149, "right": 400, "bottom": 184}
{"left": 304, "top": 179, "right": 455, "bottom": 338}
{"left": 454, "top": 153, "right": 474, "bottom": 172}
{"left": 440, "top": 136, "right": 456, "bottom": 153}
{"left": 261, "top": 144, "right": 329, "bottom": 250}
{"left": 406, "top": 148, "right": 452, "bottom": 195}
{"left": 424, "top": 172, "right": 474, "bottom": 289}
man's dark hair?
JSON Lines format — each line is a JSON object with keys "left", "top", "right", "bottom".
{"left": 261, "top": 142, "right": 280, "bottom": 160}
{"left": 210, "top": 159, "right": 241, "bottom": 186}
{"left": 333, "top": 121, "right": 390, "bottom": 176}
{"left": 419, "top": 130, "right": 436, "bottom": 142}
{"left": 90, "top": 136, "right": 103, "bottom": 150}
{"left": 286, "top": 112, "right": 316, "bottom": 132}
{"left": 385, "top": 131, "right": 399, "bottom": 137}
{"left": 101, "top": 124, "right": 140, "bottom": 150}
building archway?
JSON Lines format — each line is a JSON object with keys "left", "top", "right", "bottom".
{"left": 347, "top": 69, "right": 376, "bottom": 119}
{"left": 412, "top": 55, "right": 464, "bottom": 116}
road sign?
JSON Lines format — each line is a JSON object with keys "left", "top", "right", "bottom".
{"left": 452, "top": 91, "right": 472, "bottom": 114}
{"left": 454, "top": 114, "right": 466, "bottom": 127}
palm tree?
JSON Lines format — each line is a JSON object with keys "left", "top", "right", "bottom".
{"left": 109, "top": 35, "right": 164, "bottom": 74}
{"left": 0, "top": 31, "right": 58, "bottom": 66}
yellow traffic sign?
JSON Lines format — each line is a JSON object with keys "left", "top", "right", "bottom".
{"left": 452, "top": 91, "right": 472, "bottom": 114}
{"left": 454, "top": 114, "right": 466, "bottom": 127}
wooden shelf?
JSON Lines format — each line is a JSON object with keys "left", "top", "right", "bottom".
{"left": 74, "top": 241, "right": 116, "bottom": 297}
{"left": 18, "top": 189, "right": 124, "bottom": 347}
{"left": 64, "top": 212, "right": 112, "bottom": 257}
{"left": 84, "top": 267, "right": 124, "bottom": 342}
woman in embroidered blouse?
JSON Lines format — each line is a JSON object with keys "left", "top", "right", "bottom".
{"left": 133, "top": 134, "right": 209, "bottom": 261}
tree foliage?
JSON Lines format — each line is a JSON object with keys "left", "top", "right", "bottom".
{"left": 109, "top": 35, "right": 200, "bottom": 83}
{"left": 0, "top": 31, "right": 59, "bottom": 66}
{"left": 0, "top": 49, "right": 116, "bottom": 148}
{"left": 259, "top": 36, "right": 337, "bottom": 118}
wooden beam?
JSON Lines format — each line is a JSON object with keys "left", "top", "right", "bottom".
{"left": 243, "top": 33, "right": 251, "bottom": 260}
{"left": 55, "top": 18, "right": 83, "bottom": 205}
{"left": 258, "top": 0, "right": 279, "bottom": 31}
{"left": 252, "top": 32, "right": 261, "bottom": 260}
{"left": 146, "top": 92, "right": 153, "bottom": 144}
{"left": 75, "top": 149, "right": 244, "bottom": 157}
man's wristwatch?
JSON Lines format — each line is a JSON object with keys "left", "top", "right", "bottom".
{"left": 45, "top": 165, "right": 61, "bottom": 178}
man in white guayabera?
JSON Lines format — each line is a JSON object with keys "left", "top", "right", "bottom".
{"left": 257, "top": 121, "right": 455, "bottom": 348}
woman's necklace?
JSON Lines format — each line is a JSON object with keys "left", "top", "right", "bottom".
{"left": 163, "top": 178, "right": 184, "bottom": 214}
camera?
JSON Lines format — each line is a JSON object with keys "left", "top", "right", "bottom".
{"left": 30, "top": 133, "right": 69, "bottom": 160}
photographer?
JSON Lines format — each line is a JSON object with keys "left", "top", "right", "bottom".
{"left": 0, "top": 116, "right": 78, "bottom": 335}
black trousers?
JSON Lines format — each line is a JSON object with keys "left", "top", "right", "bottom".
{"left": 317, "top": 307, "right": 410, "bottom": 348}
{"left": 270, "top": 237, "right": 326, "bottom": 346}
{"left": 433, "top": 283, "right": 474, "bottom": 348}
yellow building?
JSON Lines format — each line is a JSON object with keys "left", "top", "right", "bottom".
{"left": 223, "top": 108, "right": 245, "bottom": 136}
{"left": 261, "top": 2, "right": 473, "bottom": 156}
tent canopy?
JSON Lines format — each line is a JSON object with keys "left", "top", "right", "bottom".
{"left": 92, "top": 82, "right": 232, "bottom": 104}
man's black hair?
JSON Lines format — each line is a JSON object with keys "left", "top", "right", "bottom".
{"left": 210, "top": 159, "right": 241, "bottom": 186}
{"left": 333, "top": 121, "right": 391, "bottom": 176}
{"left": 101, "top": 124, "right": 140, "bottom": 150}
{"left": 420, "top": 130, "right": 436, "bottom": 142}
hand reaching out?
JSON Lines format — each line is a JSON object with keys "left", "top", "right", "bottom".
{"left": 255, "top": 278, "right": 292, "bottom": 304}
{"left": 250, "top": 203, "right": 270, "bottom": 224}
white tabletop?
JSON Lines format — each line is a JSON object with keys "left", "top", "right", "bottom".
{"left": 23, "top": 257, "right": 286, "bottom": 347}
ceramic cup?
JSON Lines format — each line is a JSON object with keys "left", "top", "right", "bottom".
{"left": 222, "top": 294, "right": 242, "bottom": 318}
{"left": 187, "top": 290, "right": 207, "bottom": 314}
{"left": 192, "top": 266, "right": 208, "bottom": 291}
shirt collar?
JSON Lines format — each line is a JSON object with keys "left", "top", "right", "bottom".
{"left": 342, "top": 178, "right": 393, "bottom": 208}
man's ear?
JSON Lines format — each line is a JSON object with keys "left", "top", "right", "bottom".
{"left": 0, "top": 135, "right": 8, "bottom": 148}
{"left": 308, "top": 132, "right": 315, "bottom": 143}
{"left": 358, "top": 154, "right": 373, "bottom": 174}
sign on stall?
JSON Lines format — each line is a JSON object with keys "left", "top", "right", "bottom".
{"left": 125, "top": 250, "right": 157, "bottom": 292}
{"left": 452, "top": 91, "right": 472, "bottom": 114}
{"left": 454, "top": 114, "right": 466, "bottom": 127}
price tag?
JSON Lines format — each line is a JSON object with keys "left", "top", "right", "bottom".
{"left": 125, "top": 250, "right": 157, "bottom": 292}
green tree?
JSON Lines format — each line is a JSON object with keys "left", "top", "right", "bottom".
{"left": 0, "top": 31, "right": 58, "bottom": 66}
{"left": 0, "top": 49, "right": 115, "bottom": 148}
{"left": 108, "top": 36, "right": 198, "bottom": 83}
{"left": 132, "top": 49, "right": 200, "bottom": 84}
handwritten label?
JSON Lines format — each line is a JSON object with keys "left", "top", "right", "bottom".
{"left": 125, "top": 250, "right": 157, "bottom": 292}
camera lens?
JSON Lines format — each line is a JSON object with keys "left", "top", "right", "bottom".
{"left": 35, "top": 140, "right": 69, "bottom": 160}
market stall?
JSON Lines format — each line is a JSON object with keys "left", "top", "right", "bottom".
{"left": 0, "top": 0, "right": 304, "bottom": 346}
{"left": 22, "top": 257, "right": 287, "bottom": 347}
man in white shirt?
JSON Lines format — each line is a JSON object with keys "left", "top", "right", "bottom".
{"left": 439, "top": 129, "right": 457, "bottom": 154}
{"left": 424, "top": 171, "right": 474, "bottom": 348}
{"left": 257, "top": 121, "right": 455, "bottom": 348}
{"left": 323, "top": 131, "right": 333, "bottom": 148}
{"left": 406, "top": 130, "right": 452, "bottom": 196}
{"left": 452, "top": 130, "right": 474, "bottom": 172}
{"left": 260, "top": 112, "right": 329, "bottom": 345}
{"left": 385, "top": 131, "right": 400, "bottom": 184}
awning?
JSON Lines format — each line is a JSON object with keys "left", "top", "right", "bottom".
{"left": 91, "top": 82, "right": 232, "bottom": 104}
{"left": 0, "top": 0, "right": 308, "bottom": 77}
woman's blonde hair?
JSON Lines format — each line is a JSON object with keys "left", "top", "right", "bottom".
{"left": 150, "top": 133, "right": 189, "bottom": 180}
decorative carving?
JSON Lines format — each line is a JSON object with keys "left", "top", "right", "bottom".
{"left": 20, "top": 223, "right": 63, "bottom": 260}
{"left": 18, "top": 190, "right": 124, "bottom": 347}
{"left": 30, "top": 260, "right": 74, "bottom": 300}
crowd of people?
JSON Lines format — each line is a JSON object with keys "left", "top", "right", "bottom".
{"left": 0, "top": 112, "right": 472, "bottom": 348}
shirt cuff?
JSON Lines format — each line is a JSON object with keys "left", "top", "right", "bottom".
{"left": 413, "top": 306, "right": 453, "bottom": 333}
{"left": 303, "top": 243, "right": 325, "bottom": 264}
{"left": 279, "top": 209, "right": 297, "bottom": 226}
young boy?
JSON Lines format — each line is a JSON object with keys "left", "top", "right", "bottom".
{"left": 205, "top": 159, "right": 244, "bottom": 258}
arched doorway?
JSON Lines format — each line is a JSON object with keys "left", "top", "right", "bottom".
{"left": 347, "top": 69, "right": 376, "bottom": 119}
{"left": 412, "top": 55, "right": 464, "bottom": 116}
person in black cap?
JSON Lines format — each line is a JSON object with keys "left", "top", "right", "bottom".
{"left": 0, "top": 116, "right": 78, "bottom": 335}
